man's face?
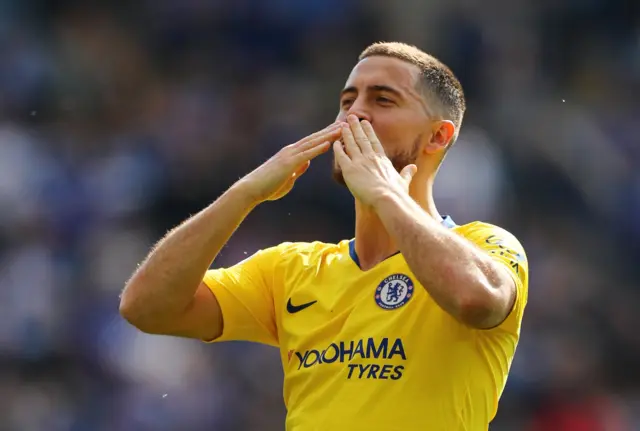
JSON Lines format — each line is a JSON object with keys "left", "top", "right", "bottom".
{"left": 332, "top": 56, "right": 432, "bottom": 186}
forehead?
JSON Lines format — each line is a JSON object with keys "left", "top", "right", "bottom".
{"left": 344, "top": 56, "right": 421, "bottom": 94}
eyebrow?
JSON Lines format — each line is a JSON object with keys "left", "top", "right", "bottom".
{"left": 340, "top": 85, "right": 404, "bottom": 100}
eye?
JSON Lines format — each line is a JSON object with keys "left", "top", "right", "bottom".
{"left": 376, "top": 96, "right": 395, "bottom": 106}
{"left": 341, "top": 99, "right": 354, "bottom": 109}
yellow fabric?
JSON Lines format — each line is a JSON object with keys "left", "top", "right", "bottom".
{"left": 203, "top": 221, "right": 528, "bottom": 431}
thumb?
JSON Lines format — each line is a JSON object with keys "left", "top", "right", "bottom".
{"left": 400, "top": 164, "right": 417, "bottom": 182}
{"left": 293, "top": 161, "right": 311, "bottom": 178}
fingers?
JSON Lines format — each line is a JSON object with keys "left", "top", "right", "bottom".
{"left": 400, "top": 164, "right": 417, "bottom": 182}
{"left": 287, "top": 123, "right": 342, "bottom": 168}
{"left": 341, "top": 123, "right": 361, "bottom": 158}
{"left": 296, "top": 123, "right": 342, "bottom": 150}
{"left": 360, "top": 120, "right": 385, "bottom": 155}
{"left": 295, "top": 129, "right": 341, "bottom": 160}
{"left": 301, "top": 123, "right": 340, "bottom": 142}
{"left": 333, "top": 140, "right": 351, "bottom": 168}
{"left": 347, "top": 115, "right": 373, "bottom": 155}
{"left": 296, "top": 140, "right": 331, "bottom": 163}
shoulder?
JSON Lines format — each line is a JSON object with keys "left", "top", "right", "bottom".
{"left": 454, "top": 221, "right": 528, "bottom": 275}
{"left": 455, "top": 221, "right": 529, "bottom": 287}
{"left": 454, "top": 221, "right": 526, "bottom": 254}
{"left": 260, "top": 240, "right": 347, "bottom": 267}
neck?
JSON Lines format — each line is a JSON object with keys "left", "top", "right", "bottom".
{"left": 354, "top": 174, "right": 440, "bottom": 271}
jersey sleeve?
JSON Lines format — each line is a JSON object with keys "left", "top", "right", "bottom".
{"left": 202, "top": 246, "right": 283, "bottom": 346}
{"left": 463, "top": 223, "right": 529, "bottom": 333}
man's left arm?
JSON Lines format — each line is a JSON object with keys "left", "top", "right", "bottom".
{"left": 374, "top": 191, "right": 517, "bottom": 329}
{"left": 334, "top": 116, "right": 525, "bottom": 329}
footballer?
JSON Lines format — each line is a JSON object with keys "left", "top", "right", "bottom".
{"left": 120, "top": 42, "right": 529, "bottom": 431}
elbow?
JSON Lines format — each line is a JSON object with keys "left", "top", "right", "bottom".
{"left": 119, "top": 297, "right": 135, "bottom": 323}
{"left": 119, "top": 286, "right": 151, "bottom": 332}
{"left": 120, "top": 303, "right": 156, "bottom": 334}
{"left": 119, "top": 282, "right": 184, "bottom": 335}
{"left": 119, "top": 294, "right": 141, "bottom": 327}
{"left": 452, "top": 262, "right": 514, "bottom": 329}
{"left": 455, "top": 284, "right": 504, "bottom": 329}
{"left": 457, "top": 298, "right": 497, "bottom": 329}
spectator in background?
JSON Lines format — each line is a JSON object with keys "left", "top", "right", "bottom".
{"left": 0, "top": 1, "right": 638, "bottom": 430}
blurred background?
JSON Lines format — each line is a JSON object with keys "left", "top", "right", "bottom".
{"left": 0, "top": 0, "right": 639, "bottom": 430}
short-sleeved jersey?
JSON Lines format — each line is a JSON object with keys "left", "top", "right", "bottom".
{"left": 203, "top": 219, "right": 528, "bottom": 431}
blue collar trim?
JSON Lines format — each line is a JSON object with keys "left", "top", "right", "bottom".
{"left": 349, "top": 215, "right": 456, "bottom": 269}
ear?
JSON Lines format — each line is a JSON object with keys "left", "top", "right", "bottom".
{"left": 424, "top": 120, "right": 456, "bottom": 155}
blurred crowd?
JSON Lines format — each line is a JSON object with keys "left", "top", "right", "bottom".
{"left": 0, "top": 0, "right": 639, "bottom": 430}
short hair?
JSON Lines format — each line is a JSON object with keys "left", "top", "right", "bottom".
{"left": 359, "top": 42, "right": 466, "bottom": 146}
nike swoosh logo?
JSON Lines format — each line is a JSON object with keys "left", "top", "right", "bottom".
{"left": 286, "top": 299, "right": 317, "bottom": 314}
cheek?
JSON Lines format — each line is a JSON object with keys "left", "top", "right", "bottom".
{"left": 378, "top": 115, "right": 422, "bottom": 149}
{"left": 373, "top": 121, "right": 406, "bottom": 153}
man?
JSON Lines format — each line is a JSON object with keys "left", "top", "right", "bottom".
{"left": 120, "top": 42, "right": 528, "bottom": 430}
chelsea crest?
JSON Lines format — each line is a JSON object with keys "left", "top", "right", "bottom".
{"left": 375, "top": 274, "right": 414, "bottom": 310}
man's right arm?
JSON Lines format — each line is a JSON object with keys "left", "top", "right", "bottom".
{"left": 119, "top": 181, "right": 257, "bottom": 341}
{"left": 119, "top": 123, "right": 342, "bottom": 341}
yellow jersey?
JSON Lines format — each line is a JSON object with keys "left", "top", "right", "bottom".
{"left": 203, "top": 217, "right": 528, "bottom": 431}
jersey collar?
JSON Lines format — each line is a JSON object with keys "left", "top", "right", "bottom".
{"left": 348, "top": 215, "right": 456, "bottom": 269}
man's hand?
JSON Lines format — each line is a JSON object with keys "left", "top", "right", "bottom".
{"left": 333, "top": 115, "right": 417, "bottom": 206}
{"left": 240, "top": 123, "right": 342, "bottom": 203}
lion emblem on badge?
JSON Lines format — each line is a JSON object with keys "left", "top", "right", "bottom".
{"left": 375, "top": 274, "right": 414, "bottom": 310}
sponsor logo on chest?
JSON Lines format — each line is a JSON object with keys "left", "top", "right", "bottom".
{"left": 291, "top": 337, "right": 407, "bottom": 380}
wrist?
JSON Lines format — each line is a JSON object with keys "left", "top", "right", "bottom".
{"left": 229, "top": 180, "right": 264, "bottom": 209}
{"left": 371, "top": 184, "right": 408, "bottom": 211}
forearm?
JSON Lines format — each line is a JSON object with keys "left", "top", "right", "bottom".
{"left": 120, "top": 181, "right": 257, "bottom": 325}
{"left": 373, "top": 189, "right": 507, "bottom": 325}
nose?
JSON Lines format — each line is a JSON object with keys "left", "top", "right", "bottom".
{"left": 337, "top": 98, "right": 372, "bottom": 123}
{"left": 347, "top": 106, "right": 372, "bottom": 123}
